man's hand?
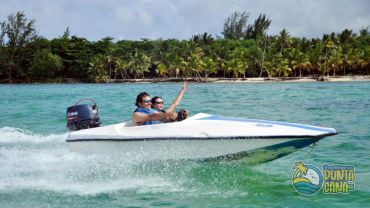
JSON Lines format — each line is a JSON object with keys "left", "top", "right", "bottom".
{"left": 165, "top": 112, "right": 178, "bottom": 121}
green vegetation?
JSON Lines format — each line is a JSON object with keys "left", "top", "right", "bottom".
{"left": 0, "top": 11, "right": 369, "bottom": 83}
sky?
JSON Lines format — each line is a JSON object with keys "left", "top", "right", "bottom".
{"left": 1, "top": 0, "right": 369, "bottom": 41}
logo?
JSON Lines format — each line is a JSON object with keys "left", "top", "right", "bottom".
{"left": 292, "top": 161, "right": 323, "bottom": 195}
{"left": 322, "top": 164, "right": 356, "bottom": 194}
{"left": 292, "top": 161, "right": 356, "bottom": 195}
{"left": 67, "top": 111, "right": 78, "bottom": 116}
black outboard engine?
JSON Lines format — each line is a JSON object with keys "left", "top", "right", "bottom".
{"left": 66, "top": 98, "right": 101, "bottom": 131}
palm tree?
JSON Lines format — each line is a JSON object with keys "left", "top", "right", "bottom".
{"left": 106, "top": 55, "right": 114, "bottom": 79}
{"left": 131, "top": 50, "right": 151, "bottom": 79}
{"left": 191, "top": 32, "right": 214, "bottom": 45}
{"left": 88, "top": 55, "right": 108, "bottom": 83}
{"left": 277, "top": 58, "right": 291, "bottom": 77}
{"left": 289, "top": 48, "right": 310, "bottom": 77}
{"left": 258, "top": 36, "right": 270, "bottom": 77}
{"left": 213, "top": 40, "right": 229, "bottom": 78}
{"left": 165, "top": 48, "right": 186, "bottom": 78}
{"left": 115, "top": 58, "right": 131, "bottom": 79}
{"left": 328, "top": 47, "right": 343, "bottom": 76}
{"left": 203, "top": 56, "right": 216, "bottom": 80}
{"left": 308, "top": 41, "right": 324, "bottom": 77}
{"left": 323, "top": 36, "right": 335, "bottom": 76}
{"left": 293, "top": 161, "right": 308, "bottom": 177}
{"left": 277, "top": 29, "right": 292, "bottom": 55}
{"left": 172, "top": 55, "right": 187, "bottom": 78}
{"left": 300, "top": 37, "right": 312, "bottom": 53}
{"left": 155, "top": 63, "right": 168, "bottom": 78}
{"left": 226, "top": 47, "right": 248, "bottom": 78}
{"left": 338, "top": 29, "right": 354, "bottom": 45}
{"left": 182, "top": 42, "right": 204, "bottom": 79}
{"left": 341, "top": 52, "right": 351, "bottom": 75}
{"left": 188, "top": 52, "right": 204, "bottom": 80}
{"left": 349, "top": 48, "right": 365, "bottom": 75}
{"left": 264, "top": 60, "right": 275, "bottom": 78}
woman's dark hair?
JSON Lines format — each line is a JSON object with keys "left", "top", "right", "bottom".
{"left": 151, "top": 96, "right": 163, "bottom": 107}
{"left": 135, "top": 92, "right": 150, "bottom": 107}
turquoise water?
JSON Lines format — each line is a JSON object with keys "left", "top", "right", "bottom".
{"left": 0, "top": 82, "right": 369, "bottom": 207}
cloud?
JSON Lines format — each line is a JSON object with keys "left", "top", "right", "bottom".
{"left": 0, "top": 0, "right": 369, "bottom": 41}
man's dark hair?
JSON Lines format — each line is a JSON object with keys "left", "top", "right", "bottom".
{"left": 135, "top": 92, "right": 150, "bottom": 107}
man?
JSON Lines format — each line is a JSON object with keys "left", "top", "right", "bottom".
{"left": 131, "top": 92, "right": 177, "bottom": 126}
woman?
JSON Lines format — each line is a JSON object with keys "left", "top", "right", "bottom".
{"left": 151, "top": 82, "right": 189, "bottom": 121}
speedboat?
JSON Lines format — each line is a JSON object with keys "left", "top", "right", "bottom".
{"left": 66, "top": 112, "right": 337, "bottom": 161}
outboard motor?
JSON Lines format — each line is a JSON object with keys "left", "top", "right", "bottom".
{"left": 66, "top": 98, "right": 101, "bottom": 131}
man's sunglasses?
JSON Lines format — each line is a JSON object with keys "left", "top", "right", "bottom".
{"left": 143, "top": 99, "right": 151, "bottom": 103}
{"left": 154, "top": 101, "right": 163, "bottom": 104}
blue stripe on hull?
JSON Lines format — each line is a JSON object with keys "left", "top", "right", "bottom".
{"left": 206, "top": 137, "right": 321, "bottom": 162}
{"left": 265, "top": 137, "right": 320, "bottom": 150}
{"left": 66, "top": 134, "right": 331, "bottom": 142}
{"left": 197, "top": 115, "right": 336, "bottom": 134}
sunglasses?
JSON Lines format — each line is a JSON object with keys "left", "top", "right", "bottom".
{"left": 154, "top": 101, "right": 163, "bottom": 104}
{"left": 143, "top": 99, "right": 151, "bottom": 103}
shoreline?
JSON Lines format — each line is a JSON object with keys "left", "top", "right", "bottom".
{"left": 2, "top": 75, "right": 370, "bottom": 84}
{"left": 105, "top": 75, "right": 370, "bottom": 83}
{"left": 212, "top": 75, "right": 370, "bottom": 83}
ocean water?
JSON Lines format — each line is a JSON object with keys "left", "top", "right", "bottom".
{"left": 0, "top": 82, "right": 369, "bottom": 207}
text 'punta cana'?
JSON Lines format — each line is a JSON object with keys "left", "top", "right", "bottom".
{"left": 323, "top": 165, "right": 356, "bottom": 193}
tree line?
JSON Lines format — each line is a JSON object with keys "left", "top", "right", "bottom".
{"left": 0, "top": 11, "right": 369, "bottom": 83}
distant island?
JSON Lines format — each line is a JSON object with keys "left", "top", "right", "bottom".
{"left": 1, "top": 11, "right": 369, "bottom": 83}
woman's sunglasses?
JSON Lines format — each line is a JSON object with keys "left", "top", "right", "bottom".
{"left": 154, "top": 101, "right": 163, "bottom": 104}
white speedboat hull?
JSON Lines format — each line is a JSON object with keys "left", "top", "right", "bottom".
{"left": 66, "top": 113, "right": 337, "bottom": 161}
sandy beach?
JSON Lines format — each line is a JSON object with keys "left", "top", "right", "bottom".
{"left": 104, "top": 75, "right": 370, "bottom": 83}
